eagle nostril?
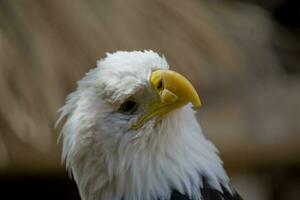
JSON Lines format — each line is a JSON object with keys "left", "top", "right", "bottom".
{"left": 157, "top": 80, "right": 163, "bottom": 90}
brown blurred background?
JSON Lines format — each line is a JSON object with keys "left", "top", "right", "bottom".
{"left": 0, "top": 0, "right": 299, "bottom": 199}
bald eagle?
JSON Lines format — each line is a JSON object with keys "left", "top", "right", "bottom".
{"left": 57, "top": 51, "right": 242, "bottom": 200}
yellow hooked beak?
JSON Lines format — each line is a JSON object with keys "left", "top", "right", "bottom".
{"left": 132, "top": 69, "right": 201, "bottom": 129}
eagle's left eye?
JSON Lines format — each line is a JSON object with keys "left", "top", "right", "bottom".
{"left": 119, "top": 99, "right": 138, "bottom": 114}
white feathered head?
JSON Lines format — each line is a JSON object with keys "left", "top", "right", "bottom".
{"left": 57, "top": 50, "right": 230, "bottom": 200}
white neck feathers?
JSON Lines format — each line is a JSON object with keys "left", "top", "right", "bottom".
{"left": 67, "top": 105, "right": 230, "bottom": 200}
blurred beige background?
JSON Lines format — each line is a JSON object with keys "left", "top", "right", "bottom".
{"left": 0, "top": 0, "right": 299, "bottom": 199}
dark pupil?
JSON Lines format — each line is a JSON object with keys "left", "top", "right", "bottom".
{"left": 120, "top": 100, "right": 136, "bottom": 112}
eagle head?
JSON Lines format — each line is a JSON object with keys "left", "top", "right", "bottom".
{"left": 57, "top": 50, "right": 237, "bottom": 200}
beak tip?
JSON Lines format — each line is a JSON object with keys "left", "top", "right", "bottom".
{"left": 192, "top": 94, "right": 202, "bottom": 108}
{"left": 193, "top": 101, "right": 202, "bottom": 108}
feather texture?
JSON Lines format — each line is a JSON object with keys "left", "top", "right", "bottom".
{"left": 169, "top": 176, "right": 242, "bottom": 200}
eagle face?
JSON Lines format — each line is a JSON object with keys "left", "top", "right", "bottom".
{"left": 58, "top": 51, "right": 238, "bottom": 200}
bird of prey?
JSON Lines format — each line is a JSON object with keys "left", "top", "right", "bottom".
{"left": 57, "top": 50, "right": 242, "bottom": 200}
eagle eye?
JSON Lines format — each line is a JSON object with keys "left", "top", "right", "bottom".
{"left": 119, "top": 99, "right": 138, "bottom": 114}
